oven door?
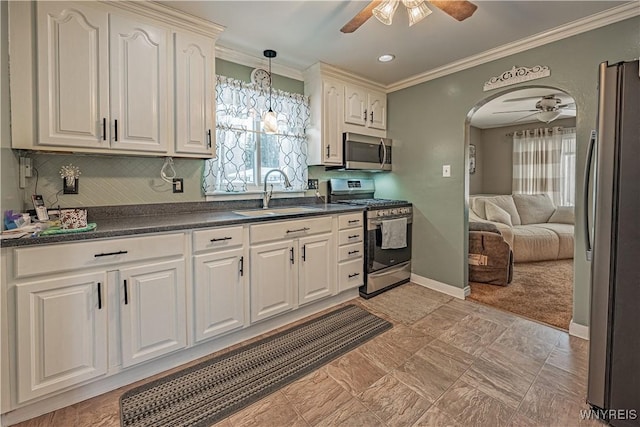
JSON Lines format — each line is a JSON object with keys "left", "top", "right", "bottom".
{"left": 366, "top": 217, "right": 412, "bottom": 273}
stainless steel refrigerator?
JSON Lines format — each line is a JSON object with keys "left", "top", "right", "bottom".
{"left": 586, "top": 59, "right": 640, "bottom": 426}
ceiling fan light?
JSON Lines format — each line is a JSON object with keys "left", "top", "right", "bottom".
{"left": 406, "top": 1, "right": 432, "bottom": 26}
{"left": 373, "top": 0, "right": 400, "bottom": 25}
{"left": 536, "top": 110, "right": 561, "bottom": 123}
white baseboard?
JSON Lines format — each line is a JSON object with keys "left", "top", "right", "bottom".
{"left": 410, "top": 273, "right": 466, "bottom": 299}
{"left": 569, "top": 319, "right": 590, "bottom": 340}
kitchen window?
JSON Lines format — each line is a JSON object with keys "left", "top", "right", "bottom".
{"left": 203, "top": 76, "right": 310, "bottom": 194}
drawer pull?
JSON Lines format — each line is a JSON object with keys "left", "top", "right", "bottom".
{"left": 123, "top": 279, "right": 128, "bottom": 305}
{"left": 290, "top": 247, "right": 295, "bottom": 264}
{"left": 239, "top": 256, "right": 244, "bottom": 276}
{"left": 287, "top": 227, "right": 310, "bottom": 234}
{"left": 210, "top": 236, "right": 232, "bottom": 242}
{"left": 348, "top": 250, "right": 360, "bottom": 255}
{"left": 348, "top": 272, "right": 360, "bottom": 278}
{"left": 97, "top": 282, "right": 102, "bottom": 310}
{"left": 348, "top": 219, "right": 360, "bottom": 224}
{"left": 348, "top": 234, "right": 360, "bottom": 239}
{"left": 94, "top": 250, "right": 128, "bottom": 257}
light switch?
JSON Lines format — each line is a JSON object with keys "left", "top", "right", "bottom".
{"left": 442, "top": 165, "right": 451, "bottom": 177}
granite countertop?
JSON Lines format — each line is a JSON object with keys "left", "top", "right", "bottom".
{"left": 1, "top": 200, "right": 364, "bottom": 248}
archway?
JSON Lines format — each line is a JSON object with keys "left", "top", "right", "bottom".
{"left": 464, "top": 86, "right": 577, "bottom": 331}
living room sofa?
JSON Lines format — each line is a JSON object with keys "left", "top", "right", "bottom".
{"left": 469, "top": 194, "right": 574, "bottom": 262}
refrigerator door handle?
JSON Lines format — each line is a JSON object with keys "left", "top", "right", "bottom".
{"left": 583, "top": 129, "right": 597, "bottom": 261}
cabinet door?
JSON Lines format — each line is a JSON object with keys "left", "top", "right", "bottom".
{"left": 344, "top": 84, "right": 367, "bottom": 126}
{"left": 120, "top": 259, "right": 186, "bottom": 367}
{"left": 16, "top": 272, "right": 107, "bottom": 403}
{"left": 368, "top": 91, "right": 387, "bottom": 130}
{"left": 298, "top": 233, "right": 334, "bottom": 305}
{"left": 110, "top": 15, "right": 168, "bottom": 153}
{"left": 174, "top": 32, "right": 215, "bottom": 155}
{"left": 37, "top": 3, "right": 109, "bottom": 148}
{"left": 322, "top": 80, "right": 344, "bottom": 165}
{"left": 194, "top": 248, "right": 245, "bottom": 342}
{"left": 250, "top": 240, "right": 296, "bottom": 322}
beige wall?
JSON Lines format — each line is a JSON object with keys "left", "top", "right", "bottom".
{"left": 375, "top": 16, "right": 640, "bottom": 327}
{"left": 470, "top": 117, "right": 576, "bottom": 195}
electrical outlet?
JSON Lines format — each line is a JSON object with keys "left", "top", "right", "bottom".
{"left": 442, "top": 165, "right": 451, "bottom": 177}
{"left": 172, "top": 178, "right": 184, "bottom": 193}
{"left": 307, "top": 179, "right": 319, "bottom": 190}
{"left": 19, "top": 157, "right": 32, "bottom": 189}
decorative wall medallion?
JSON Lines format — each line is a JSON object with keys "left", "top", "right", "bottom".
{"left": 483, "top": 65, "right": 550, "bottom": 91}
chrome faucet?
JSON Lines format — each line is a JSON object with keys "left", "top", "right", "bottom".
{"left": 263, "top": 169, "right": 293, "bottom": 209}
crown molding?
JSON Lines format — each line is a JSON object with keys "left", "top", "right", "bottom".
{"left": 386, "top": 2, "right": 640, "bottom": 93}
{"left": 105, "top": 1, "right": 225, "bottom": 38}
{"left": 303, "top": 62, "right": 387, "bottom": 92}
{"left": 215, "top": 46, "right": 305, "bottom": 81}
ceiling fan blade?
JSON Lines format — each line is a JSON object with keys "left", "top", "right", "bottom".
{"left": 429, "top": 0, "right": 477, "bottom": 21}
{"left": 558, "top": 103, "right": 576, "bottom": 109}
{"left": 510, "top": 112, "right": 539, "bottom": 123}
{"left": 340, "top": 0, "right": 381, "bottom": 33}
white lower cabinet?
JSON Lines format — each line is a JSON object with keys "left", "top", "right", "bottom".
{"left": 250, "top": 239, "right": 296, "bottom": 322}
{"left": 15, "top": 272, "right": 108, "bottom": 403}
{"left": 119, "top": 259, "right": 187, "bottom": 368}
{"left": 298, "top": 233, "right": 334, "bottom": 305}
{"left": 194, "top": 247, "right": 246, "bottom": 342}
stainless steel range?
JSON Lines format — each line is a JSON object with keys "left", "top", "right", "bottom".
{"left": 329, "top": 179, "right": 412, "bottom": 298}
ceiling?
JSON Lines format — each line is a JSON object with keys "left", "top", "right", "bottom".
{"left": 160, "top": 1, "right": 632, "bottom": 87}
{"left": 470, "top": 88, "right": 575, "bottom": 129}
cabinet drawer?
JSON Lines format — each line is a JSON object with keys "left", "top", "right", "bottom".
{"left": 193, "top": 226, "right": 243, "bottom": 253}
{"left": 338, "top": 228, "right": 364, "bottom": 246}
{"left": 250, "top": 216, "right": 332, "bottom": 244}
{"left": 338, "top": 242, "right": 363, "bottom": 262}
{"left": 338, "top": 258, "right": 364, "bottom": 292}
{"left": 14, "top": 233, "right": 185, "bottom": 279}
{"left": 339, "top": 213, "right": 363, "bottom": 229}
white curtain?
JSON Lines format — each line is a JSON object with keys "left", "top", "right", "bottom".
{"left": 203, "top": 76, "right": 310, "bottom": 193}
{"left": 512, "top": 126, "right": 576, "bottom": 206}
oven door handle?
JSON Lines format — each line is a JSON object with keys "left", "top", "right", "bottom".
{"left": 368, "top": 261, "right": 411, "bottom": 278}
{"left": 369, "top": 217, "right": 413, "bottom": 227}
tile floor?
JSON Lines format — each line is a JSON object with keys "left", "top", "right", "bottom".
{"left": 14, "top": 283, "right": 598, "bottom": 427}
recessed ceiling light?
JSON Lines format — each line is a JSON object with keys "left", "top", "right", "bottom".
{"left": 378, "top": 54, "right": 395, "bottom": 63}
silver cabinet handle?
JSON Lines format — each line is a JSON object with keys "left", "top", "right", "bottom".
{"left": 123, "top": 279, "right": 128, "bottom": 305}
{"left": 290, "top": 247, "right": 295, "bottom": 264}
{"left": 348, "top": 219, "right": 359, "bottom": 224}
{"left": 287, "top": 227, "right": 310, "bottom": 233}
{"left": 348, "top": 234, "right": 360, "bottom": 239}
{"left": 239, "top": 256, "right": 244, "bottom": 276}
{"left": 363, "top": 109, "right": 367, "bottom": 121}
{"left": 95, "top": 250, "right": 128, "bottom": 257}
{"left": 348, "top": 272, "right": 360, "bottom": 278}
{"left": 97, "top": 282, "right": 102, "bottom": 309}
{"left": 348, "top": 250, "right": 360, "bottom": 255}
{"left": 211, "top": 236, "right": 232, "bottom": 242}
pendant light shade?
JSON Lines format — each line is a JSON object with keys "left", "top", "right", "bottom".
{"left": 263, "top": 49, "right": 278, "bottom": 134}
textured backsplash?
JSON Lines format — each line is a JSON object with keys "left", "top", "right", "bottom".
{"left": 23, "top": 153, "right": 206, "bottom": 208}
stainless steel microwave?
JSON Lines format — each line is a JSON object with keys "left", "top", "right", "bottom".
{"left": 341, "top": 133, "right": 392, "bottom": 171}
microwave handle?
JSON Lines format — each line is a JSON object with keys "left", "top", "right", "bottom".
{"left": 380, "top": 139, "right": 387, "bottom": 169}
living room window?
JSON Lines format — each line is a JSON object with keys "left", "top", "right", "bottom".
{"left": 512, "top": 126, "right": 576, "bottom": 206}
{"left": 203, "top": 76, "right": 310, "bottom": 194}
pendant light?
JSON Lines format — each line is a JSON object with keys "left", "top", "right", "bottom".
{"left": 263, "top": 49, "right": 278, "bottom": 134}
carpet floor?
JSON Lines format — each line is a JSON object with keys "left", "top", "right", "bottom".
{"left": 468, "top": 259, "right": 573, "bottom": 330}
{"left": 120, "top": 304, "right": 392, "bottom": 427}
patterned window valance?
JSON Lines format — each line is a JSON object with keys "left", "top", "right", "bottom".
{"left": 203, "top": 76, "right": 310, "bottom": 194}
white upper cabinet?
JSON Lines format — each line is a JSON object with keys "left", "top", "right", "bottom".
{"left": 12, "top": 1, "right": 223, "bottom": 158}
{"left": 174, "top": 32, "right": 215, "bottom": 156}
{"left": 344, "top": 84, "right": 367, "bottom": 127}
{"left": 304, "top": 62, "right": 387, "bottom": 165}
{"left": 109, "top": 15, "right": 169, "bottom": 153}
{"left": 345, "top": 83, "right": 387, "bottom": 131}
{"left": 36, "top": 3, "right": 110, "bottom": 149}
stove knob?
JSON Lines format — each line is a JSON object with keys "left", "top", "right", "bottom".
{"left": 391, "top": 209, "right": 398, "bottom": 215}
{"left": 377, "top": 211, "right": 384, "bottom": 217}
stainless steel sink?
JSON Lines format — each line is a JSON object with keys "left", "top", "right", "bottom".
{"left": 233, "top": 206, "right": 323, "bottom": 217}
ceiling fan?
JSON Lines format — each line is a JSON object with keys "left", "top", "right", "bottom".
{"left": 340, "top": 0, "right": 478, "bottom": 33}
{"left": 493, "top": 95, "right": 576, "bottom": 124}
